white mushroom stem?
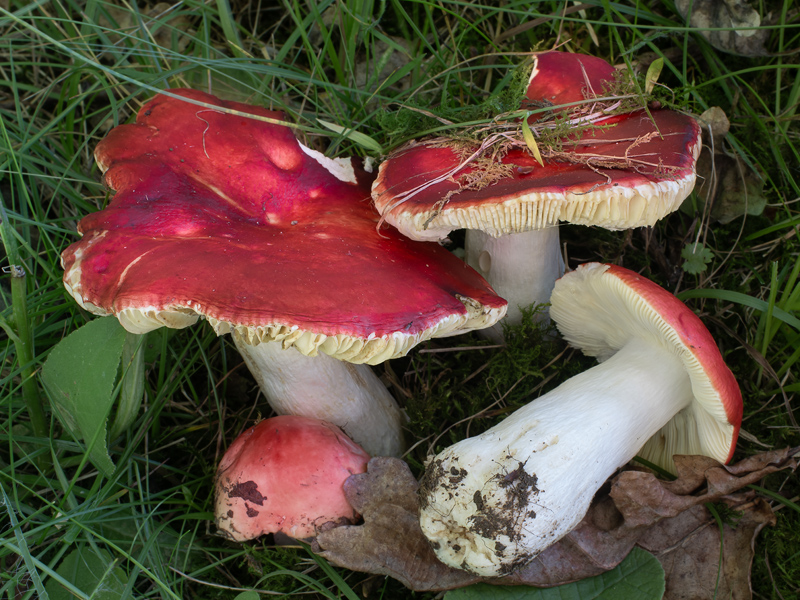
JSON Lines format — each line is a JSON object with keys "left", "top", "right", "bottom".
{"left": 465, "top": 227, "right": 564, "bottom": 342}
{"left": 419, "top": 337, "right": 693, "bottom": 576}
{"left": 234, "top": 337, "right": 406, "bottom": 457}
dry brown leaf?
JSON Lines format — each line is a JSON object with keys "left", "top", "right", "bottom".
{"left": 675, "top": 0, "right": 769, "bottom": 56}
{"left": 694, "top": 107, "right": 766, "bottom": 224}
{"left": 314, "top": 450, "right": 796, "bottom": 593}
{"left": 313, "top": 457, "right": 480, "bottom": 591}
{"left": 641, "top": 494, "right": 775, "bottom": 599}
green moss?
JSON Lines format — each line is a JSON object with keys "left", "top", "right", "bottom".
{"left": 751, "top": 495, "right": 800, "bottom": 599}
{"left": 403, "top": 304, "right": 591, "bottom": 474}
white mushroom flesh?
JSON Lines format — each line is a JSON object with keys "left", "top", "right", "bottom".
{"left": 418, "top": 337, "right": 692, "bottom": 576}
{"left": 234, "top": 337, "right": 406, "bottom": 457}
{"left": 465, "top": 227, "right": 564, "bottom": 340}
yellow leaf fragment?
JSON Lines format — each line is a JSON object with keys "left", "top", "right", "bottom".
{"left": 645, "top": 58, "right": 664, "bottom": 94}
{"left": 522, "top": 118, "right": 544, "bottom": 167}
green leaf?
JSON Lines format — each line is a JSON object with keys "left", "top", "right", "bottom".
{"left": 45, "top": 546, "right": 129, "bottom": 600}
{"left": 109, "top": 331, "right": 146, "bottom": 440}
{"left": 677, "top": 288, "right": 800, "bottom": 332}
{"left": 233, "top": 593, "right": 260, "bottom": 600}
{"left": 317, "top": 119, "right": 384, "bottom": 154}
{"left": 681, "top": 242, "right": 714, "bottom": 274}
{"left": 41, "top": 317, "right": 127, "bottom": 477}
{"left": 215, "top": 0, "right": 247, "bottom": 58}
{"left": 644, "top": 58, "right": 663, "bottom": 94}
{"left": 443, "top": 548, "right": 665, "bottom": 600}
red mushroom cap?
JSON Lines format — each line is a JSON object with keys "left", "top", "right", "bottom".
{"left": 61, "top": 90, "right": 506, "bottom": 364}
{"left": 214, "top": 415, "right": 370, "bottom": 541}
{"left": 525, "top": 51, "right": 617, "bottom": 111}
{"left": 372, "top": 52, "right": 701, "bottom": 241}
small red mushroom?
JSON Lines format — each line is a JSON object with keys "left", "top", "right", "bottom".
{"left": 215, "top": 415, "right": 370, "bottom": 541}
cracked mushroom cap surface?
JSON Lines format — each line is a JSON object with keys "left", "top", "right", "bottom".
{"left": 372, "top": 52, "right": 702, "bottom": 241}
{"left": 214, "top": 415, "right": 370, "bottom": 541}
{"left": 551, "top": 263, "right": 743, "bottom": 471}
{"left": 61, "top": 89, "right": 507, "bottom": 364}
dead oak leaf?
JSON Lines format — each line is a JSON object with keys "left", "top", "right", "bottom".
{"left": 676, "top": 0, "right": 770, "bottom": 56}
{"left": 611, "top": 449, "right": 797, "bottom": 526}
{"left": 314, "top": 449, "right": 796, "bottom": 593}
{"left": 641, "top": 494, "right": 775, "bottom": 599}
{"left": 313, "top": 457, "right": 480, "bottom": 591}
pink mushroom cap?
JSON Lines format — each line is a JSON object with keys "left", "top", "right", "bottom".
{"left": 214, "top": 415, "right": 370, "bottom": 541}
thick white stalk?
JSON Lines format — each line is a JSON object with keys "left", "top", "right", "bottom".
{"left": 419, "top": 338, "right": 693, "bottom": 576}
{"left": 465, "top": 228, "right": 564, "bottom": 342}
{"left": 234, "top": 338, "right": 405, "bottom": 457}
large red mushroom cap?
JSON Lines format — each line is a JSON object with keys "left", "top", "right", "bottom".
{"left": 61, "top": 89, "right": 506, "bottom": 364}
{"left": 215, "top": 415, "right": 369, "bottom": 541}
{"left": 372, "top": 51, "right": 702, "bottom": 241}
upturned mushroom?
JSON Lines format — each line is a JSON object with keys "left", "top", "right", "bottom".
{"left": 373, "top": 52, "right": 702, "bottom": 339}
{"left": 419, "top": 263, "right": 742, "bottom": 576}
{"left": 215, "top": 415, "right": 370, "bottom": 541}
{"left": 61, "top": 89, "right": 507, "bottom": 457}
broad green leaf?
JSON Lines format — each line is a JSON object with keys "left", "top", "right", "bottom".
{"left": 45, "top": 546, "right": 129, "bottom": 600}
{"left": 318, "top": 119, "right": 384, "bottom": 154}
{"left": 444, "top": 548, "right": 665, "bottom": 600}
{"left": 522, "top": 118, "right": 544, "bottom": 167}
{"left": 233, "top": 593, "right": 260, "bottom": 600}
{"left": 680, "top": 242, "right": 714, "bottom": 274}
{"left": 41, "top": 317, "right": 127, "bottom": 477}
{"left": 109, "top": 331, "right": 146, "bottom": 440}
{"left": 644, "top": 58, "right": 663, "bottom": 94}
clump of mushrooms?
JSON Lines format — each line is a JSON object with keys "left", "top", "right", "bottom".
{"left": 419, "top": 263, "right": 742, "bottom": 576}
{"left": 215, "top": 415, "right": 370, "bottom": 541}
{"left": 373, "top": 52, "right": 702, "bottom": 339}
{"left": 61, "top": 89, "right": 507, "bottom": 457}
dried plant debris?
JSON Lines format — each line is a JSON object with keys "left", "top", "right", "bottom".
{"left": 676, "top": 0, "right": 769, "bottom": 56}
{"left": 693, "top": 107, "right": 766, "bottom": 223}
{"left": 314, "top": 449, "right": 797, "bottom": 594}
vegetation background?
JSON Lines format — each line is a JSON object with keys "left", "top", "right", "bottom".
{"left": 0, "top": 0, "right": 798, "bottom": 598}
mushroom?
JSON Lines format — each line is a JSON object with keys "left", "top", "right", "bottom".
{"left": 419, "top": 262, "right": 742, "bottom": 576}
{"left": 61, "top": 89, "right": 507, "bottom": 457}
{"left": 372, "top": 52, "right": 702, "bottom": 339}
{"left": 215, "top": 415, "right": 370, "bottom": 541}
